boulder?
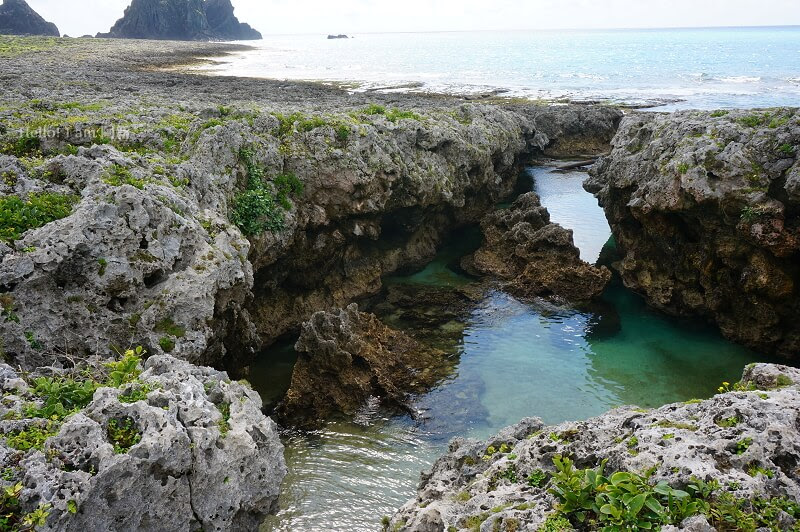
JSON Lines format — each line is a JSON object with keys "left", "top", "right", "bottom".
{"left": 0, "top": 354, "right": 286, "bottom": 531}
{"left": 276, "top": 304, "right": 450, "bottom": 428}
{"left": 466, "top": 192, "right": 611, "bottom": 304}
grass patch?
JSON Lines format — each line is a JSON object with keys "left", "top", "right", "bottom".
{"left": 103, "top": 164, "right": 146, "bottom": 189}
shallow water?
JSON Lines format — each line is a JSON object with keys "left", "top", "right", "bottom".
{"left": 256, "top": 167, "right": 771, "bottom": 532}
{"left": 204, "top": 27, "right": 800, "bottom": 109}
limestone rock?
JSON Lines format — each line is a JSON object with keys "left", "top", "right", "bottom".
{"left": 467, "top": 192, "right": 611, "bottom": 303}
{"left": 0, "top": 0, "right": 59, "bottom": 36}
{"left": 276, "top": 304, "right": 449, "bottom": 428}
{"left": 391, "top": 364, "right": 800, "bottom": 531}
{"left": 586, "top": 109, "right": 800, "bottom": 358}
{"left": 0, "top": 355, "right": 286, "bottom": 531}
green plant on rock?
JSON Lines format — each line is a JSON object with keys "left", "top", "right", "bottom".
{"left": 716, "top": 415, "right": 741, "bottom": 428}
{"left": 217, "top": 402, "right": 231, "bottom": 436}
{"left": 158, "top": 336, "right": 175, "bottom": 353}
{"left": 107, "top": 417, "right": 141, "bottom": 454}
{"left": 548, "top": 455, "right": 711, "bottom": 530}
{"left": 362, "top": 104, "right": 386, "bottom": 116}
{"left": 102, "top": 164, "right": 145, "bottom": 189}
{"left": 231, "top": 147, "right": 304, "bottom": 236}
{"left": 778, "top": 143, "right": 796, "bottom": 156}
{"left": 0, "top": 192, "right": 79, "bottom": 242}
{"left": 526, "top": 469, "right": 548, "bottom": 488}
{"left": 4, "top": 422, "right": 60, "bottom": 452}
{"left": 735, "top": 437, "right": 753, "bottom": 455}
{"left": 0, "top": 482, "right": 51, "bottom": 531}
{"left": 24, "top": 376, "right": 98, "bottom": 420}
{"left": 1, "top": 133, "right": 40, "bottom": 157}
{"left": 104, "top": 346, "right": 144, "bottom": 387}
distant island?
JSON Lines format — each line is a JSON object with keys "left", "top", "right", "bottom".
{"left": 327, "top": 34, "right": 349, "bottom": 39}
{"left": 0, "top": 0, "right": 59, "bottom": 36}
{"left": 97, "top": 0, "right": 262, "bottom": 41}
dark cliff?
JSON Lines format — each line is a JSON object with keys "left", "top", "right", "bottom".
{"left": 0, "top": 0, "right": 60, "bottom": 36}
{"left": 98, "top": 0, "right": 261, "bottom": 41}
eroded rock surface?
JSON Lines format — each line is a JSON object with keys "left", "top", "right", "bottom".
{"left": 586, "top": 109, "right": 800, "bottom": 358}
{"left": 276, "top": 304, "right": 450, "bottom": 428}
{"left": 466, "top": 192, "right": 611, "bottom": 304}
{"left": 98, "top": 0, "right": 261, "bottom": 41}
{"left": 391, "top": 364, "right": 800, "bottom": 531}
{"left": 0, "top": 0, "right": 59, "bottom": 36}
{"left": 0, "top": 354, "right": 286, "bottom": 531}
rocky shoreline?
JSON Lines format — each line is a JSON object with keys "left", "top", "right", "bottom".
{"left": 0, "top": 35, "right": 798, "bottom": 531}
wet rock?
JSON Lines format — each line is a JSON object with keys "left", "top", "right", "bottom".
{"left": 467, "top": 192, "right": 611, "bottom": 304}
{"left": 586, "top": 109, "right": 800, "bottom": 358}
{"left": 0, "top": 355, "right": 286, "bottom": 531}
{"left": 276, "top": 304, "right": 450, "bottom": 428}
{"left": 391, "top": 364, "right": 800, "bottom": 531}
{"left": 0, "top": 0, "right": 59, "bottom": 36}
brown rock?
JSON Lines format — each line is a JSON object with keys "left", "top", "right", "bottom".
{"left": 276, "top": 304, "right": 449, "bottom": 428}
{"left": 467, "top": 192, "right": 611, "bottom": 303}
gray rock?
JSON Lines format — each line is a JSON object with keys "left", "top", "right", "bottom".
{"left": 586, "top": 109, "right": 800, "bottom": 358}
{"left": 391, "top": 364, "right": 800, "bottom": 531}
{"left": 1, "top": 355, "right": 286, "bottom": 531}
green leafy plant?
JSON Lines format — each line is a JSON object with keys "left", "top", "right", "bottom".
{"left": 231, "top": 147, "right": 304, "bottom": 235}
{"left": 710, "top": 110, "right": 729, "bottom": 118}
{"left": 0, "top": 192, "right": 78, "bottom": 242}
{"left": 107, "top": 417, "right": 141, "bottom": 454}
{"left": 526, "top": 469, "right": 548, "bottom": 488}
{"left": 4, "top": 422, "right": 59, "bottom": 452}
{"left": 735, "top": 437, "right": 753, "bottom": 455}
{"left": 104, "top": 347, "right": 144, "bottom": 387}
{"left": 158, "top": 336, "right": 175, "bottom": 353}
{"left": 217, "top": 402, "right": 231, "bottom": 436}
{"left": 102, "top": 164, "right": 145, "bottom": 189}
{"left": 1, "top": 133, "right": 40, "bottom": 157}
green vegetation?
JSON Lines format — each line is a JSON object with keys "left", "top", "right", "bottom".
{"left": 158, "top": 337, "right": 175, "bottom": 353}
{"left": 102, "top": 164, "right": 146, "bottom": 189}
{"left": 526, "top": 469, "right": 548, "bottom": 488}
{"left": 0, "top": 483, "right": 51, "bottom": 531}
{"left": 747, "top": 465, "right": 775, "bottom": 478}
{"left": 5, "top": 422, "right": 60, "bottom": 452}
{"left": 677, "top": 163, "right": 689, "bottom": 174}
{"left": 0, "top": 133, "right": 40, "bottom": 157}
{"left": 231, "top": 146, "right": 304, "bottom": 235}
{"left": 545, "top": 455, "right": 798, "bottom": 531}
{"left": 359, "top": 104, "right": 421, "bottom": 122}
{"left": 718, "top": 379, "right": 758, "bottom": 393}
{"left": 716, "top": 415, "right": 741, "bottom": 428}
{"left": 154, "top": 318, "right": 185, "bottom": 338}
{"left": 107, "top": 417, "right": 141, "bottom": 454}
{"left": 710, "top": 110, "right": 729, "bottom": 118}
{"left": 735, "top": 437, "right": 753, "bottom": 455}
{"left": 778, "top": 143, "right": 796, "bottom": 156}
{"left": 0, "top": 192, "right": 79, "bottom": 243}
{"left": 653, "top": 420, "right": 698, "bottom": 431}
{"left": 217, "top": 403, "right": 231, "bottom": 436}
{"left": 0, "top": 35, "right": 70, "bottom": 57}
{"left": 776, "top": 374, "right": 793, "bottom": 387}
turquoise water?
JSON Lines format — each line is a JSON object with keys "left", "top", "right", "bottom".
{"left": 205, "top": 27, "right": 800, "bottom": 109}
{"left": 256, "top": 167, "right": 771, "bottom": 532}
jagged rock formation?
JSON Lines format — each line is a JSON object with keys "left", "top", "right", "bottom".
{"left": 276, "top": 304, "right": 450, "bottom": 428}
{"left": 0, "top": 0, "right": 59, "bottom": 36}
{"left": 391, "top": 363, "right": 800, "bottom": 531}
{"left": 0, "top": 354, "right": 286, "bottom": 531}
{"left": 98, "top": 0, "right": 262, "bottom": 41}
{"left": 465, "top": 192, "right": 611, "bottom": 303}
{"left": 586, "top": 109, "right": 800, "bottom": 358}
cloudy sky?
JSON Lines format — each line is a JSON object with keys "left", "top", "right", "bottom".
{"left": 27, "top": 0, "right": 800, "bottom": 37}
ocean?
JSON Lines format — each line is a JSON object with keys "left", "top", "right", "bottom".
{"left": 201, "top": 26, "right": 800, "bottom": 110}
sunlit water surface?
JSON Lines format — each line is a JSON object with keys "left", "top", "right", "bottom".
{"left": 255, "top": 168, "right": 769, "bottom": 532}
{"left": 204, "top": 27, "right": 800, "bottom": 109}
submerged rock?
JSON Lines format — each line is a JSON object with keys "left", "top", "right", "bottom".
{"left": 276, "top": 304, "right": 451, "bottom": 428}
{"left": 0, "top": 354, "right": 286, "bottom": 531}
{"left": 0, "top": 0, "right": 59, "bottom": 36}
{"left": 98, "top": 0, "right": 262, "bottom": 41}
{"left": 466, "top": 192, "right": 611, "bottom": 304}
{"left": 391, "top": 364, "right": 800, "bottom": 531}
{"left": 586, "top": 109, "right": 800, "bottom": 358}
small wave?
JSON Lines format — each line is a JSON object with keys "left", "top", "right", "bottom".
{"left": 789, "top": 77, "right": 800, "bottom": 84}
{"left": 719, "top": 76, "right": 761, "bottom": 83}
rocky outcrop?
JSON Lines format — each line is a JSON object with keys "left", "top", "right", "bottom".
{"left": 465, "top": 192, "right": 611, "bottom": 303}
{"left": 391, "top": 363, "right": 800, "bottom": 531}
{"left": 0, "top": 354, "right": 286, "bottom": 531}
{"left": 276, "top": 304, "right": 450, "bottom": 428}
{"left": 99, "top": 0, "right": 262, "bottom": 41}
{"left": 586, "top": 109, "right": 800, "bottom": 358}
{"left": 0, "top": 0, "right": 59, "bottom": 36}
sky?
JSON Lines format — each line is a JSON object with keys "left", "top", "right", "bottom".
{"left": 26, "top": 0, "right": 800, "bottom": 38}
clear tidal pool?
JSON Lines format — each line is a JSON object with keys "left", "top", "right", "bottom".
{"left": 255, "top": 166, "right": 770, "bottom": 532}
